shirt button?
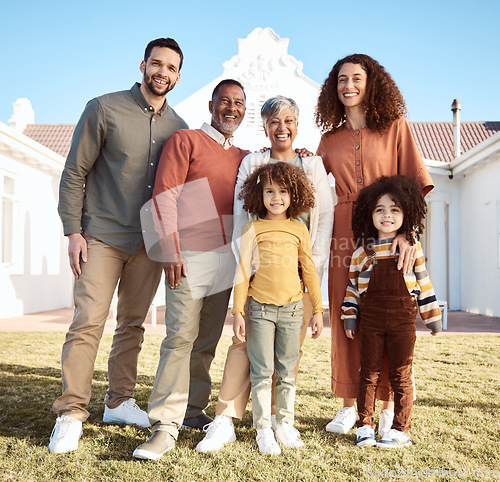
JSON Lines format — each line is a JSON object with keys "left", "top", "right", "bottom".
{"left": 356, "top": 130, "right": 360, "bottom": 135}
{"left": 357, "top": 178, "right": 362, "bottom": 183}
{"left": 355, "top": 145, "right": 360, "bottom": 150}
{"left": 356, "top": 161, "right": 360, "bottom": 166}
{"left": 150, "top": 163, "right": 154, "bottom": 166}
{"left": 152, "top": 140, "right": 156, "bottom": 144}
{"left": 148, "top": 185, "right": 152, "bottom": 188}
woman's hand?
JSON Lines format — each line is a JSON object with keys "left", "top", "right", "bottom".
{"left": 233, "top": 313, "right": 246, "bottom": 342}
{"left": 311, "top": 312, "right": 324, "bottom": 339}
{"left": 391, "top": 234, "right": 417, "bottom": 274}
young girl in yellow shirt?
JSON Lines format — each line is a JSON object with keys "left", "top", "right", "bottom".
{"left": 232, "top": 162, "right": 324, "bottom": 455}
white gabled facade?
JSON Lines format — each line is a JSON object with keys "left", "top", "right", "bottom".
{"left": 174, "top": 27, "right": 322, "bottom": 152}
{"left": 0, "top": 119, "right": 73, "bottom": 317}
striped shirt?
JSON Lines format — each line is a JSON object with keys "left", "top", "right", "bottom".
{"left": 341, "top": 239, "right": 442, "bottom": 333}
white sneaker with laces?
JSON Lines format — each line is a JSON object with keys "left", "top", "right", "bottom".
{"left": 377, "top": 428, "right": 412, "bottom": 448}
{"left": 325, "top": 406, "right": 357, "bottom": 434}
{"left": 195, "top": 415, "right": 236, "bottom": 453}
{"left": 275, "top": 422, "right": 304, "bottom": 448}
{"left": 378, "top": 409, "right": 394, "bottom": 438}
{"left": 356, "top": 425, "right": 377, "bottom": 447}
{"left": 256, "top": 427, "right": 281, "bottom": 455}
{"left": 48, "top": 415, "right": 83, "bottom": 454}
{"left": 103, "top": 398, "right": 149, "bottom": 428}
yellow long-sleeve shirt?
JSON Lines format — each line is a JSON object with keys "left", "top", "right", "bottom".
{"left": 232, "top": 218, "right": 324, "bottom": 315}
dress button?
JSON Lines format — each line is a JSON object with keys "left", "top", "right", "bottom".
{"left": 356, "top": 161, "right": 360, "bottom": 166}
{"left": 357, "top": 178, "right": 362, "bottom": 183}
{"left": 355, "top": 145, "right": 360, "bottom": 150}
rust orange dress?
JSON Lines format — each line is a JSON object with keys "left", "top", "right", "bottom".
{"left": 317, "top": 117, "right": 434, "bottom": 399}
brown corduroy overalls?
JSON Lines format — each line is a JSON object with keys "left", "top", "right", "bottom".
{"left": 356, "top": 257, "right": 417, "bottom": 433}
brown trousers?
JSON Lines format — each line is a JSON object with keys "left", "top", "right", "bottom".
{"left": 52, "top": 234, "right": 162, "bottom": 421}
{"left": 356, "top": 257, "right": 417, "bottom": 433}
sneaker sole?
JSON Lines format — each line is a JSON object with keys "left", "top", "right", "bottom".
{"left": 103, "top": 415, "right": 150, "bottom": 428}
{"left": 325, "top": 423, "right": 352, "bottom": 434}
{"left": 356, "top": 438, "right": 377, "bottom": 448}
{"left": 196, "top": 433, "right": 237, "bottom": 453}
{"left": 132, "top": 444, "right": 175, "bottom": 460}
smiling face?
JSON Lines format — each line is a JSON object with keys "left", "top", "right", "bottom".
{"left": 140, "top": 46, "right": 181, "bottom": 99}
{"left": 337, "top": 62, "right": 367, "bottom": 110}
{"left": 209, "top": 84, "right": 246, "bottom": 138}
{"left": 263, "top": 181, "right": 291, "bottom": 220}
{"left": 372, "top": 194, "right": 404, "bottom": 240}
{"left": 265, "top": 107, "right": 298, "bottom": 158}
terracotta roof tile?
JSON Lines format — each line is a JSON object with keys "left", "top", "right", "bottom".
{"left": 22, "top": 121, "right": 500, "bottom": 164}
{"left": 23, "top": 124, "right": 75, "bottom": 158}
{"left": 409, "top": 122, "right": 500, "bottom": 163}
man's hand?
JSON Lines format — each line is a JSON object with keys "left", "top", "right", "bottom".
{"left": 391, "top": 234, "right": 417, "bottom": 274}
{"left": 67, "top": 233, "right": 87, "bottom": 279}
{"left": 163, "top": 253, "right": 188, "bottom": 289}
{"left": 233, "top": 312, "right": 246, "bottom": 342}
{"left": 311, "top": 312, "right": 324, "bottom": 339}
{"left": 345, "top": 329, "right": 355, "bottom": 339}
{"left": 295, "top": 147, "right": 314, "bottom": 157}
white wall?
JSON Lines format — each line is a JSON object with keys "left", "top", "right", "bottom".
{"left": 458, "top": 156, "right": 500, "bottom": 316}
{"left": 0, "top": 137, "right": 72, "bottom": 317}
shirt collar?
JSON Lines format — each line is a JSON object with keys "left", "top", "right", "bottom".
{"left": 130, "top": 82, "right": 168, "bottom": 115}
{"left": 201, "top": 122, "right": 234, "bottom": 150}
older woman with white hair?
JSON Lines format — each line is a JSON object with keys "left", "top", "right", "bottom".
{"left": 196, "top": 95, "right": 334, "bottom": 453}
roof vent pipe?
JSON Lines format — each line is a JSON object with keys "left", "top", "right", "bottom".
{"left": 451, "top": 99, "right": 461, "bottom": 158}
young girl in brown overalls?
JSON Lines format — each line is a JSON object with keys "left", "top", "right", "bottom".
{"left": 341, "top": 175, "right": 442, "bottom": 448}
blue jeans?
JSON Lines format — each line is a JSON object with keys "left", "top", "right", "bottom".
{"left": 246, "top": 297, "right": 303, "bottom": 429}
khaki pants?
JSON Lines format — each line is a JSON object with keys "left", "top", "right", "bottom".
{"left": 215, "top": 292, "right": 313, "bottom": 420}
{"left": 148, "top": 251, "right": 234, "bottom": 439}
{"left": 52, "top": 234, "right": 162, "bottom": 421}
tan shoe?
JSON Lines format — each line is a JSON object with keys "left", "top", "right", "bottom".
{"left": 133, "top": 430, "right": 175, "bottom": 460}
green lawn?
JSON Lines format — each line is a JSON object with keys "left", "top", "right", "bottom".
{"left": 0, "top": 332, "right": 499, "bottom": 481}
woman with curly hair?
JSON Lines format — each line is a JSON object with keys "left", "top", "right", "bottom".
{"left": 315, "top": 54, "right": 434, "bottom": 436}
{"left": 342, "top": 176, "right": 441, "bottom": 448}
{"left": 197, "top": 96, "right": 333, "bottom": 454}
{"left": 232, "top": 162, "right": 324, "bottom": 454}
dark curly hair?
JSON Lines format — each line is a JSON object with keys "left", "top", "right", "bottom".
{"left": 239, "top": 162, "right": 316, "bottom": 219}
{"left": 315, "top": 54, "right": 407, "bottom": 134}
{"left": 352, "top": 175, "right": 426, "bottom": 249}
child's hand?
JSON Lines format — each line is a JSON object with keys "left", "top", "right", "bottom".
{"left": 311, "top": 312, "right": 323, "bottom": 339}
{"left": 430, "top": 332, "right": 438, "bottom": 337}
{"left": 345, "top": 329, "right": 355, "bottom": 339}
{"left": 233, "top": 313, "right": 246, "bottom": 342}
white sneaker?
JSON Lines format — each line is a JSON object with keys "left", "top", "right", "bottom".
{"left": 48, "top": 415, "right": 83, "bottom": 454}
{"left": 356, "top": 425, "right": 376, "bottom": 447}
{"left": 377, "top": 429, "right": 412, "bottom": 448}
{"left": 195, "top": 415, "right": 236, "bottom": 453}
{"left": 275, "top": 423, "right": 304, "bottom": 448}
{"left": 103, "top": 398, "right": 149, "bottom": 428}
{"left": 256, "top": 427, "right": 281, "bottom": 455}
{"left": 378, "top": 409, "right": 394, "bottom": 438}
{"left": 325, "top": 406, "right": 357, "bottom": 434}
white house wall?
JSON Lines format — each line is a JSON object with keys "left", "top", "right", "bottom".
{"left": 0, "top": 132, "right": 72, "bottom": 317}
{"left": 457, "top": 154, "right": 500, "bottom": 316}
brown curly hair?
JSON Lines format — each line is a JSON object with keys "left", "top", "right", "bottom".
{"left": 352, "top": 175, "right": 426, "bottom": 249}
{"left": 315, "top": 54, "right": 407, "bottom": 134}
{"left": 239, "top": 162, "right": 316, "bottom": 219}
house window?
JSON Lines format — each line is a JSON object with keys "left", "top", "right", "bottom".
{"left": 1, "top": 173, "right": 19, "bottom": 265}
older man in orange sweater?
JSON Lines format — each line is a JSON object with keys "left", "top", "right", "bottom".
{"left": 133, "top": 79, "right": 249, "bottom": 460}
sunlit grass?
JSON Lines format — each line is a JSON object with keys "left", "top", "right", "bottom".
{"left": 0, "top": 332, "right": 499, "bottom": 481}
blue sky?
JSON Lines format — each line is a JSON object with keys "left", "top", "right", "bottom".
{"left": 1, "top": 0, "right": 499, "bottom": 125}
